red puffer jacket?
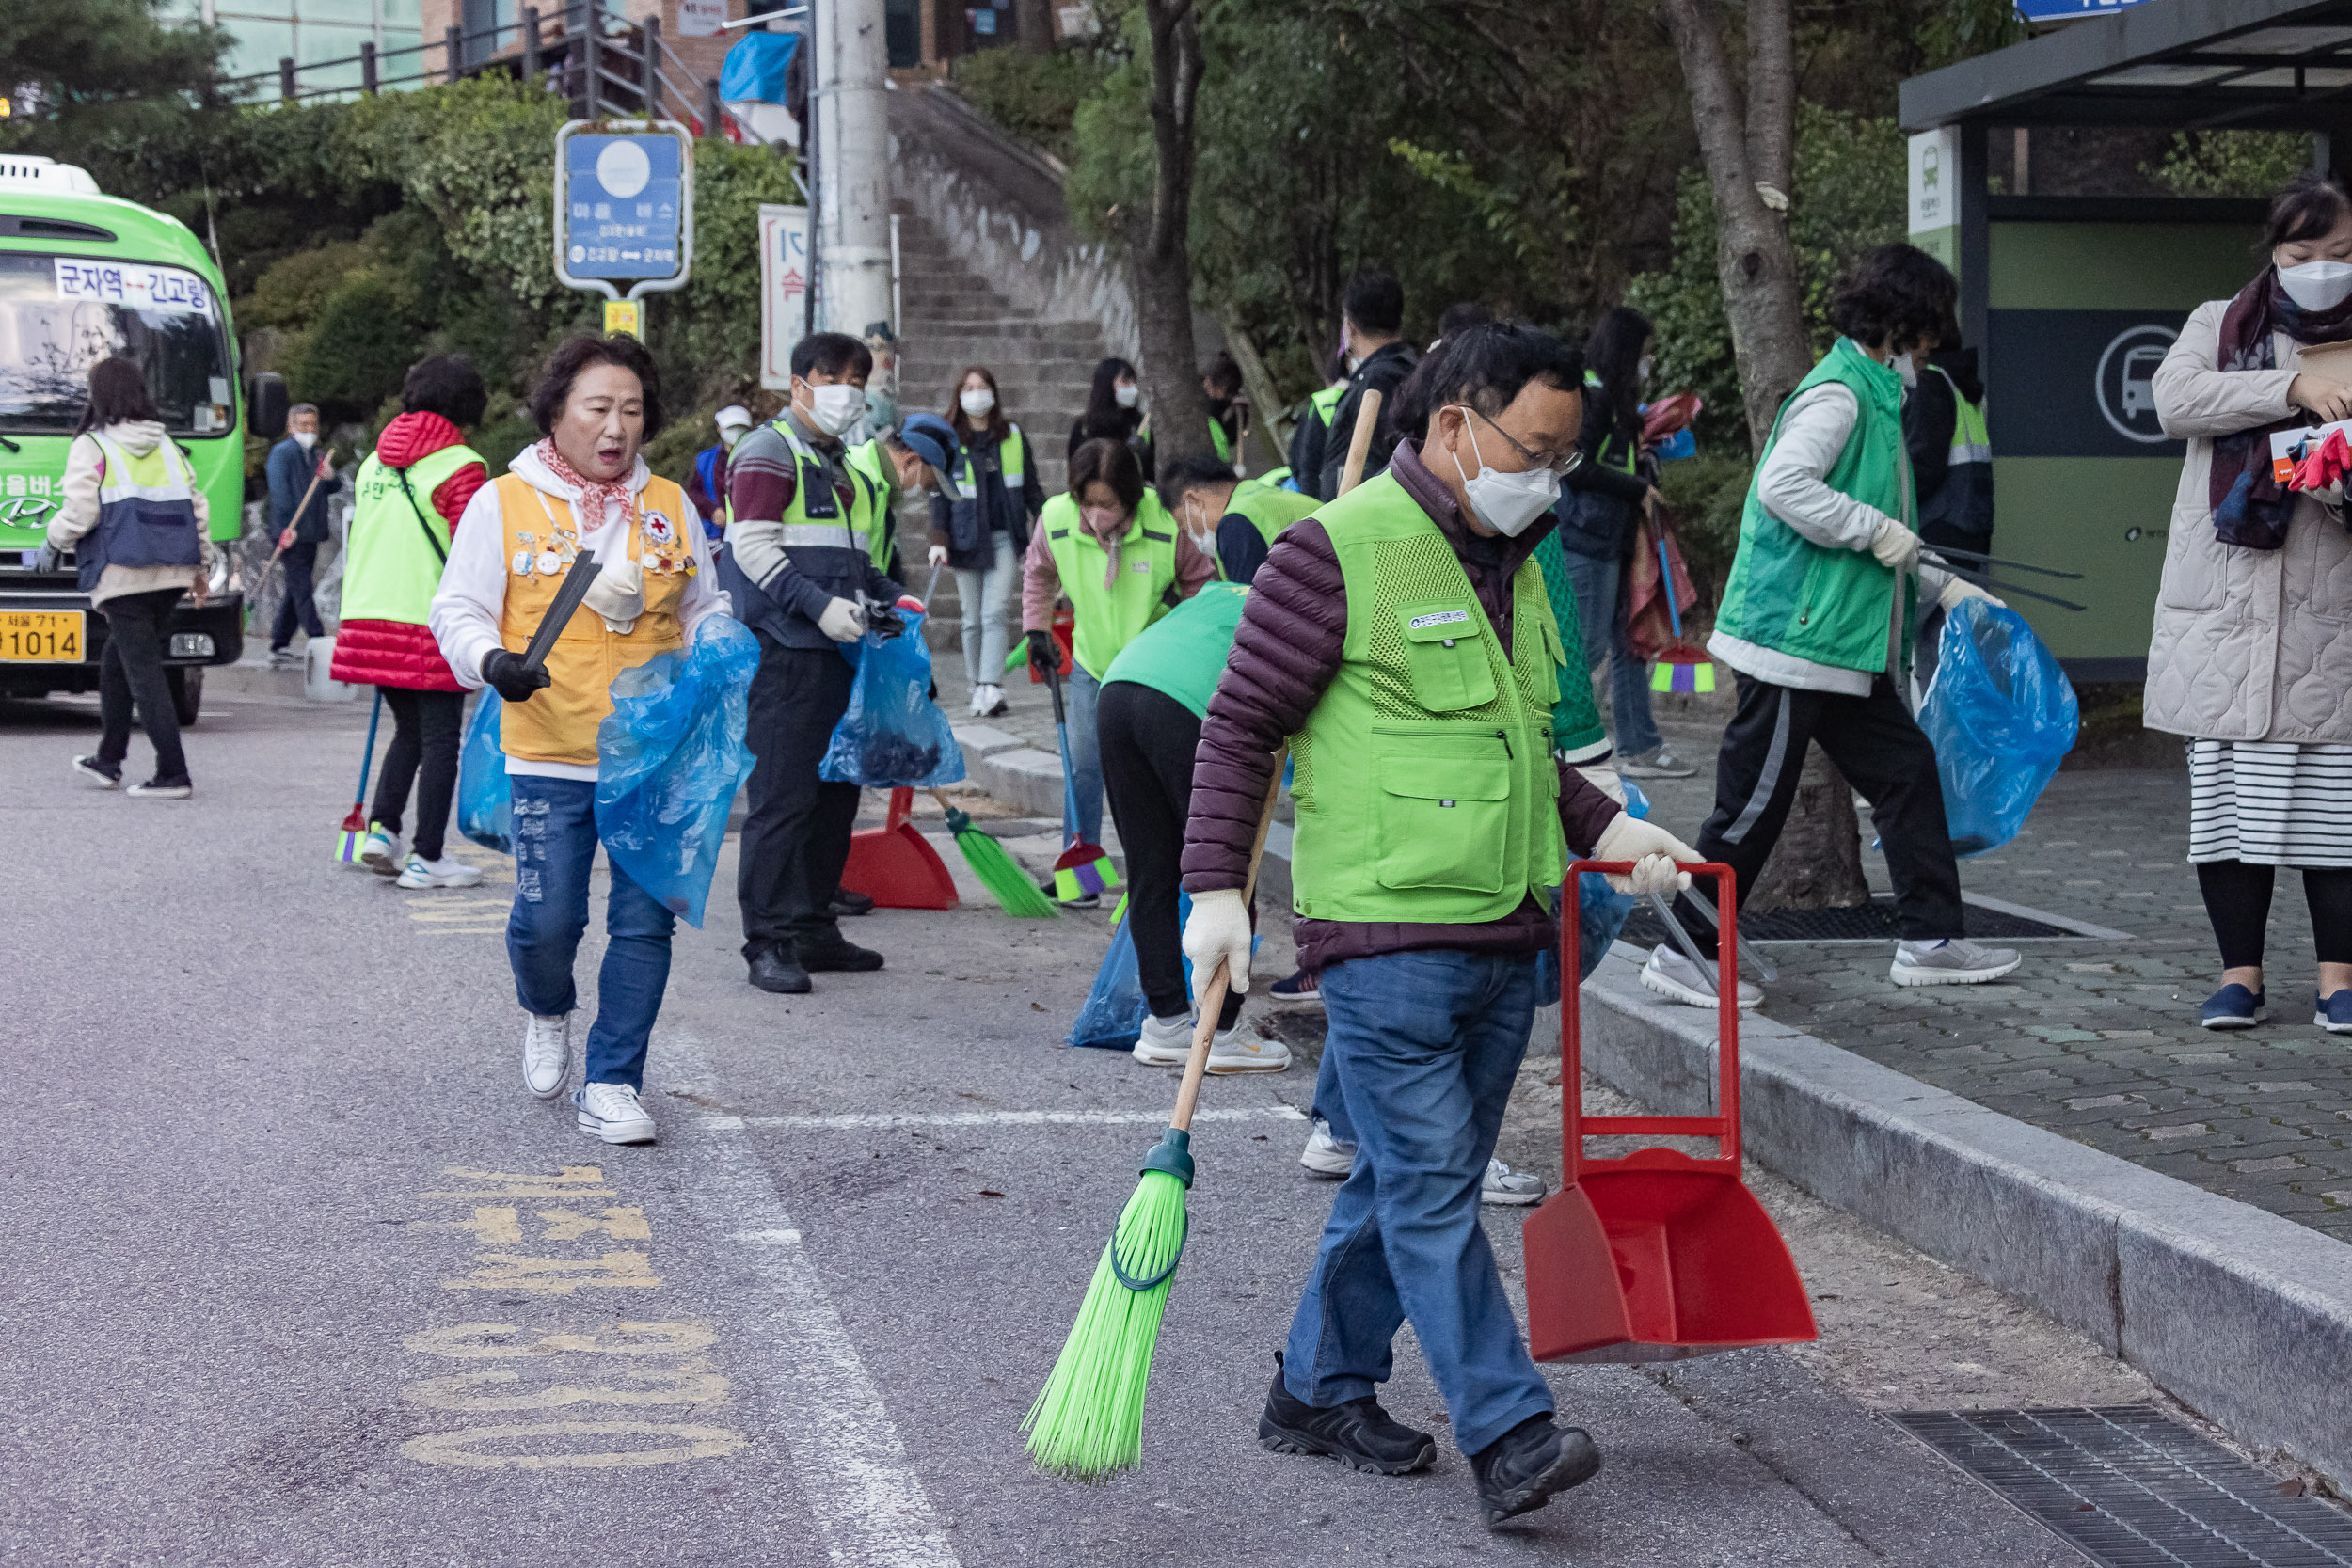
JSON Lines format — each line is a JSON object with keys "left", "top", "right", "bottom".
{"left": 330, "top": 412, "right": 490, "bottom": 691}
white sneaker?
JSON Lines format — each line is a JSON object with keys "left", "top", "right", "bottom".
{"left": 968, "top": 684, "right": 990, "bottom": 717}
{"left": 1299, "top": 1117, "right": 1355, "bottom": 1177}
{"left": 523, "top": 1013, "right": 570, "bottom": 1099}
{"left": 1481, "top": 1157, "right": 1546, "bottom": 1207}
{"left": 574, "top": 1081, "right": 657, "bottom": 1144}
{"left": 1204, "top": 1022, "right": 1291, "bottom": 1074}
{"left": 1890, "top": 938, "right": 2020, "bottom": 988}
{"left": 1133, "top": 1012, "right": 1194, "bottom": 1067}
{"left": 981, "top": 684, "right": 1009, "bottom": 717}
{"left": 397, "top": 852, "right": 485, "bottom": 889}
{"left": 359, "top": 821, "right": 401, "bottom": 876}
{"left": 1639, "top": 943, "right": 1764, "bottom": 1010}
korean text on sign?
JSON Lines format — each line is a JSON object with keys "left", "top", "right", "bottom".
{"left": 53, "top": 260, "right": 214, "bottom": 315}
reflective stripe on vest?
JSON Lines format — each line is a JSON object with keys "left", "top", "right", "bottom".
{"left": 341, "top": 442, "right": 482, "bottom": 626}
{"left": 956, "top": 424, "right": 1026, "bottom": 494}
{"left": 769, "top": 416, "right": 880, "bottom": 555}
{"left": 1928, "top": 364, "right": 1991, "bottom": 466}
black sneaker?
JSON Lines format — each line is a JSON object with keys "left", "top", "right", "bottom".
{"left": 72, "top": 754, "right": 120, "bottom": 789}
{"left": 831, "top": 885, "right": 875, "bottom": 917}
{"left": 747, "top": 947, "right": 812, "bottom": 994}
{"left": 1470, "top": 1414, "right": 1602, "bottom": 1527}
{"left": 128, "top": 775, "right": 193, "bottom": 800}
{"left": 795, "top": 934, "right": 884, "bottom": 973}
{"left": 1257, "top": 1360, "right": 1436, "bottom": 1475}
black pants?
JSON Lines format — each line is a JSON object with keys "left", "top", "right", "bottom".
{"left": 372, "top": 687, "right": 466, "bottom": 861}
{"left": 271, "top": 541, "right": 324, "bottom": 649}
{"left": 97, "top": 589, "right": 188, "bottom": 783}
{"left": 1673, "top": 671, "right": 1963, "bottom": 952}
{"left": 1098, "top": 680, "right": 1245, "bottom": 1028}
{"left": 738, "top": 636, "right": 861, "bottom": 959}
{"left": 2197, "top": 860, "right": 2352, "bottom": 970}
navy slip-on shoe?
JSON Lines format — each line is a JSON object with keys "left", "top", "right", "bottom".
{"left": 2315, "top": 990, "right": 2352, "bottom": 1035}
{"left": 2201, "top": 983, "right": 2266, "bottom": 1029}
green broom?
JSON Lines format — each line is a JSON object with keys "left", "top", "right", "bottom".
{"left": 1023, "top": 756, "right": 1285, "bottom": 1481}
{"left": 929, "top": 789, "right": 1057, "bottom": 918}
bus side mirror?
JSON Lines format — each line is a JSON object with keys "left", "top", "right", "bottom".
{"left": 250, "top": 373, "right": 289, "bottom": 441}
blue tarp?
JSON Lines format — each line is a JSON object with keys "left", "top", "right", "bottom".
{"left": 720, "top": 31, "right": 798, "bottom": 103}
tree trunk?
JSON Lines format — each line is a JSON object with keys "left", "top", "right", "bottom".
{"left": 1661, "top": 0, "right": 1871, "bottom": 910}
{"left": 1133, "top": 0, "right": 1212, "bottom": 469}
{"left": 1015, "top": 0, "right": 1054, "bottom": 55}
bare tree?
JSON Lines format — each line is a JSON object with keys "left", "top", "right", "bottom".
{"left": 1015, "top": 0, "right": 1054, "bottom": 55}
{"left": 1660, "top": 0, "right": 1868, "bottom": 910}
{"left": 1129, "top": 0, "right": 1213, "bottom": 469}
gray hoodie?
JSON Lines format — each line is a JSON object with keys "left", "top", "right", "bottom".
{"left": 49, "top": 420, "right": 215, "bottom": 606}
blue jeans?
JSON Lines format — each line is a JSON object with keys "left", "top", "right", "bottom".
{"left": 1282, "top": 949, "right": 1551, "bottom": 1455}
{"left": 1060, "top": 664, "right": 1104, "bottom": 847}
{"left": 507, "top": 775, "right": 676, "bottom": 1090}
{"left": 1311, "top": 1047, "right": 1355, "bottom": 1147}
{"left": 1561, "top": 548, "right": 1662, "bottom": 757}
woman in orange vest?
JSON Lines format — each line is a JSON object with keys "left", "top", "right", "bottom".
{"left": 430, "top": 334, "right": 732, "bottom": 1146}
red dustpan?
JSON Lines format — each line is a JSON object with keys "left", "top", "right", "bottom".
{"left": 840, "top": 787, "right": 960, "bottom": 911}
{"left": 1522, "top": 862, "right": 1818, "bottom": 1363}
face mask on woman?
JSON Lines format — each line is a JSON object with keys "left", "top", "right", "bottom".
{"left": 1445, "top": 406, "right": 1560, "bottom": 538}
{"left": 2279, "top": 258, "right": 2352, "bottom": 312}
{"left": 1114, "top": 382, "right": 1140, "bottom": 409}
{"left": 960, "top": 388, "right": 996, "bottom": 419}
{"left": 1080, "top": 503, "right": 1124, "bottom": 538}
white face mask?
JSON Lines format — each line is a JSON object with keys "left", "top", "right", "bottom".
{"left": 1892, "top": 352, "right": 1918, "bottom": 388}
{"left": 2280, "top": 258, "right": 2352, "bottom": 312}
{"left": 1445, "top": 407, "right": 1560, "bottom": 538}
{"left": 800, "top": 380, "right": 866, "bottom": 437}
{"left": 292, "top": 429, "right": 316, "bottom": 450}
{"left": 960, "top": 388, "right": 996, "bottom": 418}
{"left": 1113, "top": 382, "right": 1140, "bottom": 409}
{"left": 1637, "top": 356, "right": 1654, "bottom": 386}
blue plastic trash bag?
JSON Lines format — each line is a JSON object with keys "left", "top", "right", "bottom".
{"left": 595, "top": 617, "right": 761, "bottom": 927}
{"left": 1068, "top": 892, "right": 1195, "bottom": 1051}
{"left": 819, "top": 608, "right": 967, "bottom": 788}
{"left": 1918, "top": 598, "right": 2078, "bottom": 858}
{"left": 456, "top": 689, "right": 511, "bottom": 854}
{"left": 1534, "top": 772, "right": 1648, "bottom": 1000}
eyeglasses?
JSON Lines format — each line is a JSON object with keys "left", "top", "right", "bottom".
{"left": 1464, "top": 405, "right": 1584, "bottom": 477}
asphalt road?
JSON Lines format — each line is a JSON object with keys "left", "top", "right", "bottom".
{"left": 0, "top": 685, "right": 2207, "bottom": 1566}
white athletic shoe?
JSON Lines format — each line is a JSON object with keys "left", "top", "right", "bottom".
{"left": 1889, "top": 938, "right": 2020, "bottom": 988}
{"left": 397, "top": 852, "right": 485, "bottom": 889}
{"left": 1639, "top": 944, "right": 1763, "bottom": 1010}
{"left": 968, "top": 684, "right": 990, "bottom": 717}
{"left": 523, "top": 1013, "right": 570, "bottom": 1099}
{"left": 1133, "top": 1012, "right": 1194, "bottom": 1067}
{"left": 980, "top": 685, "right": 1009, "bottom": 718}
{"left": 1204, "top": 1022, "right": 1291, "bottom": 1074}
{"left": 1481, "top": 1158, "right": 1546, "bottom": 1207}
{"left": 358, "top": 821, "right": 402, "bottom": 876}
{"left": 574, "top": 1082, "right": 657, "bottom": 1144}
{"left": 1299, "top": 1117, "right": 1356, "bottom": 1177}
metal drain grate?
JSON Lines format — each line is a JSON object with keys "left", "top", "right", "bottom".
{"left": 1890, "top": 1406, "right": 2352, "bottom": 1567}
{"left": 1619, "top": 894, "right": 2072, "bottom": 947}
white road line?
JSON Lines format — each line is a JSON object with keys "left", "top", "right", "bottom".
{"left": 668, "top": 1038, "right": 961, "bottom": 1568}
{"left": 700, "top": 1105, "right": 1308, "bottom": 1132}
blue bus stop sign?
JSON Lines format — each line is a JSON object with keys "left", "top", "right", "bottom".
{"left": 2014, "top": 0, "right": 2150, "bottom": 20}
{"left": 558, "top": 128, "right": 689, "bottom": 289}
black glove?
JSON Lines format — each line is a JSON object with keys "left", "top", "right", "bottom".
{"left": 1025, "top": 628, "right": 1057, "bottom": 676}
{"left": 482, "top": 648, "right": 552, "bottom": 704}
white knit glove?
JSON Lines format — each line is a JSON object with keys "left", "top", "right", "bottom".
{"left": 1868, "top": 517, "right": 1921, "bottom": 573}
{"left": 1591, "top": 813, "right": 1700, "bottom": 896}
{"left": 1937, "top": 576, "right": 2004, "bottom": 613}
{"left": 927, "top": 543, "right": 949, "bottom": 567}
{"left": 817, "top": 595, "right": 867, "bottom": 643}
{"left": 1182, "top": 887, "right": 1254, "bottom": 994}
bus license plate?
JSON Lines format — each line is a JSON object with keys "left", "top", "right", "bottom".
{"left": 0, "top": 610, "right": 85, "bottom": 662}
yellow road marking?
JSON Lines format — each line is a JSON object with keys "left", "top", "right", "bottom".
{"left": 399, "top": 1421, "right": 745, "bottom": 1470}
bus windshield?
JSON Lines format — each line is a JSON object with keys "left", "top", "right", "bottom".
{"left": 0, "top": 252, "right": 234, "bottom": 437}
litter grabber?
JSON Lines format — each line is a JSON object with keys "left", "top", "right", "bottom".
{"left": 1024, "top": 755, "right": 1285, "bottom": 1481}
{"left": 333, "top": 688, "right": 385, "bottom": 866}
{"left": 1651, "top": 888, "right": 1775, "bottom": 988}
{"left": 1913, "top": 543, "right": 2083, "bottom": 581}
{"left": 1522, "top": 862, "right": 1817, "bottom": 1363}
{"left": 519, "top": 548, "right": 602, "bottom": 674}
{"left": 840, "top": 785, "right": 960, "bottom": 911}
{"left": 1918, "top": 548, "right": 2087, "bottom": 613}
{"left": 929, "top": 789, "right": 1057, "bottom": 917}
{"left": 1042, "top": 657, "right": 1119, "bottom": 903}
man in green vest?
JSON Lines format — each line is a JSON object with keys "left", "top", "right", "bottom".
{"left": 1180, "top": 324, "right": 1697, "bottom": 1527}
{"left": 1158, "top": 455, "right": 1321, "bottom": 583}
{"left": 1654, "top": 245, "right": 2016, "bottom": 1009}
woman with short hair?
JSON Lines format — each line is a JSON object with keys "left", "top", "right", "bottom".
{"left": 430, "top": 333, "right": 732, "bottom": 1143}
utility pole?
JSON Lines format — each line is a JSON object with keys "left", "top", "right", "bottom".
{"left": 811, "top": 0, "right": 893, "bottom": 338}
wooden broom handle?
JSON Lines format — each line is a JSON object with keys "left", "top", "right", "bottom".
{"left": 1337, "top": 388, "right": 1383, "bottom": 496}
{"left": 1171, "top": 750, "right": 1287, "bottom": 1132}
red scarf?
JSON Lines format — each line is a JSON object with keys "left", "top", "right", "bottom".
{"left": 534, "top": 438, "right": 636, "bottom": 533}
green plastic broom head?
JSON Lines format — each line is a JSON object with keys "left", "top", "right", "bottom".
{"left": 943, "top": 809, "right": 1058, "bottom": 919}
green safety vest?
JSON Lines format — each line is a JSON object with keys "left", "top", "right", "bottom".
{"left": 1102, "top": 579, "right": 1246, "bottom": 719}
{"left": 1918, "top": 363, "right": 1993, "bottom": 540}
{"left": 340, "top": 442, "right": 483, "bottom": 625}
{"left": 1713, "top": 338, "right": 1915, "bottom": 674}
{"left": 955, "top": 423, "right": 1027, "bottom": 499}
{"left": 1040, "top": 489, "right": 1182, "bottom": 680}
{"left": 1288, "top": 471, "right": 1565, "bottom": 924}
{"left": 1311, "top": 384, "right": 1344, "bottom": 425}
{"left": 1209, "top": 418, "right": 1232, "bottom": 465}
{"left": 1225, "top": 483, "right": 1321, "bottom": 548}
{"left": 846, "top": 436, "right": 897, "bottom": 571}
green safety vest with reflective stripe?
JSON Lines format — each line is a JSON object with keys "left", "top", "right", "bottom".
{"left": 1918, "top": 363, "right": 1994, "bottom": 541}
{"left": 954, "top": 422, "right": 1026, "bottom": 499}
{"left": 760, "top": 416, "right": 883, "bottom": 557}
{"left": 78, "top": 432, "right": 201, "bottom": 592}
{"left": 846, "top": 436, "right": 898, "bottom": 571}
{"left": 1040, "top": 489, "right": 1182, "bottom": 680}
{"left": 1226, "top": 482, "right": 1321, "bottom": 548}
{"left": 1287, "top": 470, "right": 1565, "bottom": 924}
{"left": 341, "top": 442, "right": 483, "bottom": 626}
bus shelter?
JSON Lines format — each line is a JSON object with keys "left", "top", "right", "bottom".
{"left": 1900, "top": 0, "right": 2352, "bottom": 680}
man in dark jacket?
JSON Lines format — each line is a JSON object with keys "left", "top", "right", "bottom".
{"left": 1182, "top": 324, "right": 1697, "bottom": 1527}
{"left": 1315, "top": 271, "right": 1418, "bottom": 500}
{"left": 1902, "top": 338, "right": 1992, "bottom": 554}
{"left": 266, "top": 403, "right": 341, "bottom": 668}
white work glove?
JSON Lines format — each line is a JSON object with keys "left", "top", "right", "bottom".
{"left": 1937, "top": 576, "right": 2005, "bottom": 613}
{"left": 1591, "top": 812, "right": 1701, "bottom": 896}
{"left": 817, "top": 595, "right": 867, "bottom": 643}
{"left": 1575, "top": 761, "right": 1626, "bottom": 807}
{"left": 1867, "top": 517, "right": 1921, "bottom": 574}
{"left": 1182, "top": 887, "right": 1254, "bottom": 994}
{"left": 927, "top": 543, "right": 949, "bottom": 568}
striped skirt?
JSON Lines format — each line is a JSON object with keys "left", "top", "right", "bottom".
{"left": 2186, "top": 740, "right": 2352, "bottom": 867}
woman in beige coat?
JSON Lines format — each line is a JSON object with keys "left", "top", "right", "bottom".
{"left": 2148, "top": 171, "right": 2352, "bottom": 1033}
